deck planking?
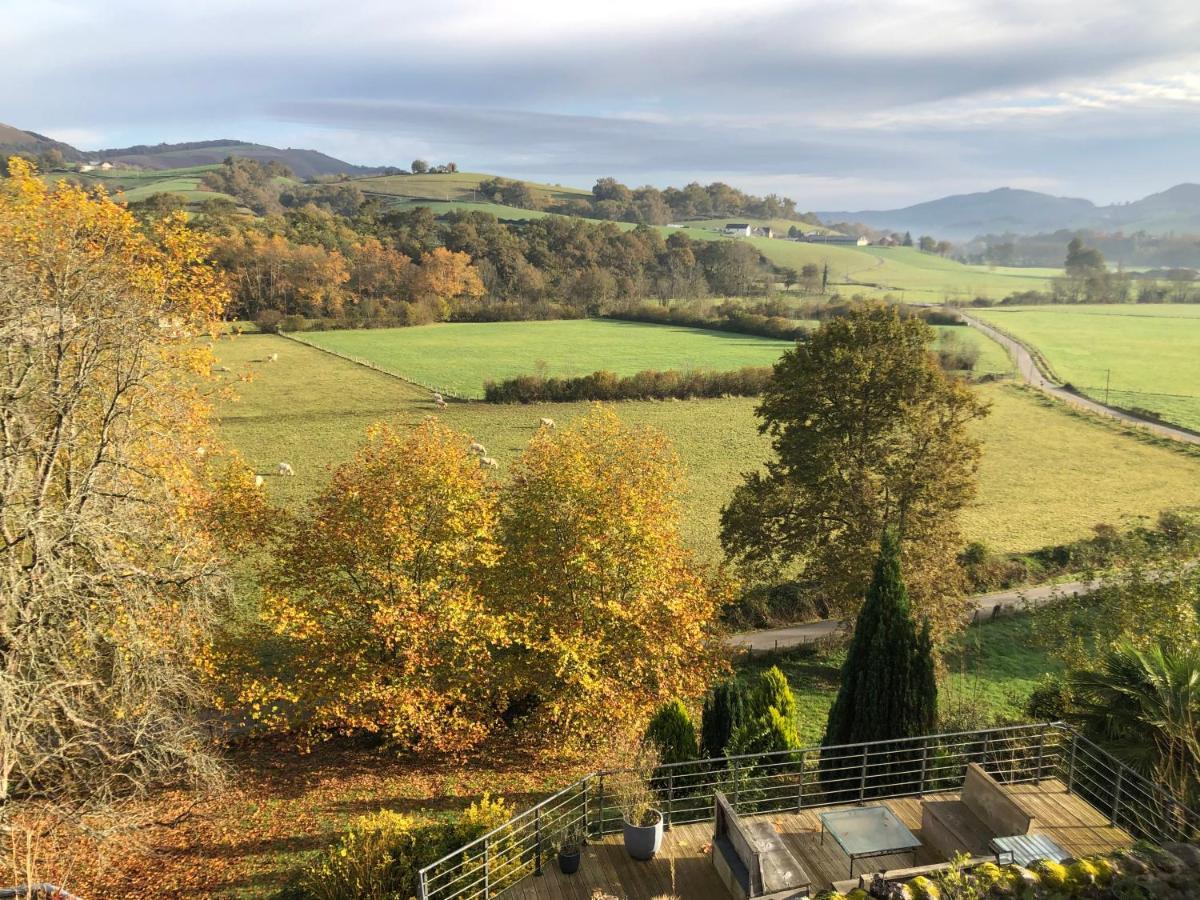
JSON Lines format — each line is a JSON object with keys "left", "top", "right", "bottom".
{"left": 504, "top": 779, "right": 1130, "bottom": 899}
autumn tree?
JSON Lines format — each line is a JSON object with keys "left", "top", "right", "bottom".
{"left": 491, "top": 407, "right": 726, "bottom": 754}
{"left": 720, "top": 303, "right": 989, "bottom": 636}
{"left": 248, "top": 420, "right": 504, "bottom": 752}
{"left": 0, "top": 158, "right": 237, "bottom": 839}
{"left": 408, "top": 246, "right": 485, "bottom": 319}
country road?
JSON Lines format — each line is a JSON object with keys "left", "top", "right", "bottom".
{"left": 960, "top": 313, "right": 1200, "bottom": 446}
{"left": 726, "top": 577, "right": 1094, "bottom": 652}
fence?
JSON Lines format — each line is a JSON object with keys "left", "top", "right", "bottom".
{"left": 417, "top": 722, "right": 1200, "bottom": 899}
{"left": 278, "top": 331, "right": 466, "bottom": 400}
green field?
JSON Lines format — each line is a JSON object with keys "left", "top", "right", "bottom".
{"left": 213, "top": 329, "right": 1200, "bottom": 560}
{"left": 355, "top": 171, "right": 590, "bottom": 205}
{"left": 44, "top": 164, "right": 241, "bottom": 206}
{"left": 296, "top": 319, "right": 798, "bottom": 397}
{"left": 974, "top": 305, "right": 1200, "bottom": 431}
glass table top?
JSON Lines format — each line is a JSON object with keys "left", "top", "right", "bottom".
{"left": 819, "top": 805, "right": 922, "bottom": 856}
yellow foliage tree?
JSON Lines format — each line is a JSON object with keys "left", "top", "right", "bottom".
{"left": 410, "top": 246, "right": 485, "bottom": 318}
{"left": 248, "top": 419, "right": 504, "bottom": 752}
{"left": 491, "top": 406, "right": 727, "bottom": 754}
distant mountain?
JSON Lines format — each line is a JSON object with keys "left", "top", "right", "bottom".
{"left": 821, "top": 184, "right": 1200, "bottom": 240}
{"left": 0, "top": 123, "right": 384, "bottom": 179}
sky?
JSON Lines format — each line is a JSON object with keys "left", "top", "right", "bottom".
{"left": 3, "top": 0, "right": 1200, "bottom": 208}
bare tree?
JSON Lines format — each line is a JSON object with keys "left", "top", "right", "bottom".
{"left": 0, "top": 160, "right": 232, "bottom": 857}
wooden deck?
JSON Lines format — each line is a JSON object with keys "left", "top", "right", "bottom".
{"left": 505, "top": 779, "right": 1130, "bottom": 899}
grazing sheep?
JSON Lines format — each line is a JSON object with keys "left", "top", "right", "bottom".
{"left": 479, "top": 456, "right": 499, "bottom": 470}
{"left": 267, "top": 352, "right": 279, "bottom": 362}
{"left": 539, "top": 417, "right": 555, "bottom": 429}
{"left": 468, "top": 442, "right": 487, "bottom": 455}
{"left": 277, "top": 462, "right": 295, "bottom": 477}
{"left": 434, "top": 398, "right": 447, "bottom": 409}
{"left": 194, "top": 446, "right": 207, "bottom": 458}
{"left": 432, "top": 392, "right": 444, "bottom": 403}
{"left": 254, "top": 475, "right": 264, "bottom": 488}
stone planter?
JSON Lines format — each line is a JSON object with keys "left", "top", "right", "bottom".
{"left": 622, "top": 809, "right": 664, "bottom": 860}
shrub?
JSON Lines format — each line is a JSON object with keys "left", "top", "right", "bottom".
{"left": 483, "top": 365, "right": 774, "bottom": 403}
{"left": 1025, "top": 674, "right": 1074, "bottom": 721}
{"left": 255, "top": 308, "right": 284, "bottom": 333}
{"left": 750, "top": 666, "right": 797, "bottom": 723}
{"left": 644, "top": 699, "right": 699, "bottom": 765}
{"left": 284, "top": 795, "right": 513, "bottom": 900}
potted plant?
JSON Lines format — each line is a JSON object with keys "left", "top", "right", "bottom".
{"left": 554, "top": 820, "right": 585, "bottom": 875}
{"left": 611, "top": 744, "right": 664, "bottom": 861}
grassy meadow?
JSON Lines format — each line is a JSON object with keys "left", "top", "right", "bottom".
{"left": 297, "top": 318, "right": 798, "bottom": 397}
{"left": 974, "top": 304, "right": 1200, "bottom": 431}
{"left": 355, "top": 170, "right": 590, "bottom": 205}
{"left": 213, "top": 326, "right": 1200, "bottom": 560}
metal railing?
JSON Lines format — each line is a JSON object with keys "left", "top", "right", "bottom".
{"left": 416, "top": 722, "right": 1200, "bottom": 899}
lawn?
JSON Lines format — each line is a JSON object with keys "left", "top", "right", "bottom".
{"left": 973, "top": 304, "right": 1200, "bottom": 431}
{"left": 295, "top": 319, "right": 797, "bottom": 398}
{"left": 353, "top": 170, "right": 590, "bottom": 205}
{"left": 213, "top": 331, "right": 1200, "bottom": 560}
{"left": 739, "top": 613, "right": 1061, "bottom": 745}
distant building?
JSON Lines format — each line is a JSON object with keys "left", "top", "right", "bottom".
{"left": 723, "top": 223, "right": 752, "bottom": 237}
{"left": 754, "top": 226, "right": 774, "bottom": 239}
{"left": 876, "top": 235, "right": 899, "bottom": 247}
{"left": 98, "top": 161, "right": 114, "bottom": 170}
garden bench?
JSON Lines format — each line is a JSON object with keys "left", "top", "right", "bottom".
{"left": 711, "top": 791, "right": 811, "bottom": 899}
{"left": 920, "top": 762, "right": 1038, "bottom": 860}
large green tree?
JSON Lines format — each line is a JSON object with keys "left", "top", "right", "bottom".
{"left": 720, "top": 303, "right": 988, "bottom": 635}
{"left": 821, "top": 531, "right": 937, "bottom": 791}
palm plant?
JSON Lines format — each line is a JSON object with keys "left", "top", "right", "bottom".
{"left": 1069, "top": 642, "right": 1200, "bottom": 805}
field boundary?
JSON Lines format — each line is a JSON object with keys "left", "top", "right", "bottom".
{"left": 277, "top": 331, "right": 466, "bottom": 400}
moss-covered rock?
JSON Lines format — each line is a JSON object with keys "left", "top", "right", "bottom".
{"left": 1028, "top": 859, "right": 1068, "bottom": 889}
{"left": 907, "top": 875, "right": 940, "bottom": 899}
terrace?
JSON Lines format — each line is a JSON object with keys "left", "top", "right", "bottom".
{"left": 418, "top": 723, "right": 1200, "bottom": 900}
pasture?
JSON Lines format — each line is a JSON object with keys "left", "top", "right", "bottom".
{"left": 296, "top": 318, "right": 798, "bottom": 397}
{"left": 354, "top": 171, "right": 590, "bottom": 205}
{"left": 973, "top": 304, "right": 1200, "bottom": 431}
{"left": 213, "top": 331, "right": 1200, "bottom": 560}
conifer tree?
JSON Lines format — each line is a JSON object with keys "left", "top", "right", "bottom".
{"left": 820, "top": 529, "right": 937, "bottom": 794}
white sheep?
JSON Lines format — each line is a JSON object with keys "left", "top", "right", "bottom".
{"left": 432, "top": 392, "right": 444, "bottom": 403}
{"left": 254, "top": 475, "right": 264, "bottom": 488}
{"left": 267, "top": 353, "right": 279, "bottom": 363}
{"left": 277, "top": 462, "right": 295, "bottom": 477}
{"left": 539, "top": 417, "right": 555, "bottom": 429}
{"left": 435, "top": 398, "right": 447, "bottom": 409}
{"left": 479, "top": 456, "right": 499, "bottom": 470}
{"left": 468, "top": 442, "right": 487, "bottom": 455}
{"left": 194, "top": 446, "right": 207, "bottom": 458}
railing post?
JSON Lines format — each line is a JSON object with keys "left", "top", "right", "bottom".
{"left": 418, "top": 870, "right": 428, "bottom": 900}
{"left": 1066, "top": 735, "right": 1078, "bottom": 794}
{"left": 796, "top": 751, "right": 806, "bottom": 812}
{"left": 484, "top": 840, "right": 491, "bottom": 898}
{"left": 859, "top": 746, "right": 868, "bottom": 804}
{"left": 667, "top": 769, "right": 674, "bottom": 831}
{"left": 534, "top": 807, "right": 543, "bottom": 876}
{"left": 597, "top": 775, "right": 605, "bottom": 839}
{"left": 582, "top": 777, "right": 589, "bottom": 844}
{"left": 733, "top": 757, "right": 741, "bottom": 810}
{"left": 919, "top": 739, "right": 928, "bottom": 795}
{"left": 982, "top": 730, "right": 991, "bottom": 773}
{"left": 1035, "top": 728, "right": 1046, "bottom": 785}
{"left": 1112, "top": 768, "right": 1124, "bottom": 827}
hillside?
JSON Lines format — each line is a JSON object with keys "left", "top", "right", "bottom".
{"left": 824, "top": 183, "right": 1200, "bottom": 240}
{"left": 96, "top": 140, "right": 382, "bottom": 179}
{"left": 0, "top": 122, "right": 84, "bottom": 162}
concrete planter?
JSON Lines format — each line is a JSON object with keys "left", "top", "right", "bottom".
{"left": 622, "top": 809, "right": 664, "bottom": 860}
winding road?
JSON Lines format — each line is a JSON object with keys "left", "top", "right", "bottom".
{"left": 726, "top": 578, "right": 1094, "bottom": 652}
{"left": 959, "top": 312, "right": 1200, "bottom": 446}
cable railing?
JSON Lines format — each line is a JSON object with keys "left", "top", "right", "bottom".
{"left": 416, "top": 722, "right": 1200, "bottom": 900}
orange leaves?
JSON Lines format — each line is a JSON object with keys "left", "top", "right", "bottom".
{"left": 410, "top": 246, "right": 485, "bottom": 309}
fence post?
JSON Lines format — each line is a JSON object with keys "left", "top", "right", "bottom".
{"left": 859, "top": 747, "right": 868, "bottom": 804}
{"left": 733, "top": 757, "right": 741, "bottom": 810}
{"left": 919, "top": 739, "right": 928, "bottom": 795}
{"left": 796, "top": 751, "right": 806, "bottom": 812}
{"left": 1112, "top": 768, "right": 1124, "bottom": 827}
{"left": 667, "top": 770, "right": 674, "bottom": 831}
{"left": 582, "top": 777, "right": 590, "bottom": 844}
{"left": 1066, "top": 735, "right": 1078, "bottom": 794}
{"left": 484, "top": 840, "right": 491, "bottom": 898}
{"left": 418, "top": 870, "right": 428, "bottom": 900}
{"left": 982, "top": 730, "right": 991, "bottom": 772}
{"left": 535, "top": 807, "right": 543, "bottom": 876}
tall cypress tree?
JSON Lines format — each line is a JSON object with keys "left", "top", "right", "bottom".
{"left": 820, "top": 529, "right": 937, "bottom": 795}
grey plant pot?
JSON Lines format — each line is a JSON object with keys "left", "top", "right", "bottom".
{"left": 622, "top": 809, "right": 664, "bottom": 860}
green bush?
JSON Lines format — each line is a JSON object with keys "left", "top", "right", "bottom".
{"left": 700, "top": 678, "right": 750, "bottom": 757}
{"left": 644, "top": 699, "right": 698, "bottom": 764}
{"left": 483, "top": 365, "right": 774, "bottom": 403}
{"left": 750, "top": 666, "right": 797, "bottom": 723}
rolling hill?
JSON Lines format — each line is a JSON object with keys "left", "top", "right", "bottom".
{"left": 823, "top": 184, "right": 1200, "bottom": 240}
